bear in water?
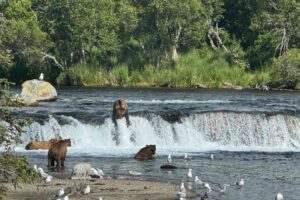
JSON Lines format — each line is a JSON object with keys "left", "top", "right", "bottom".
{"left": 134, "top": 145, "right": 156, "bottom": 160}
{"left": 112, "top": 99, "right": 130, "bottom": 127}
{"left": 25, "top": 138, "right": 58, "bottom": 150}
{"left": 47, "top": 139, "right": 71, "bottom": 169}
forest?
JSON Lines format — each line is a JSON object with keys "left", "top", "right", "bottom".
{"left": 0, "top": 0, "right": 299, "bottom": 89}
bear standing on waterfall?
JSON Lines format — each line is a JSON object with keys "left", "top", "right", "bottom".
{"left": 48, "top": 139, "right": 71, "bottom": 169}
{"left": 112, "top": 99, "right": 131, "bottom": 127}
{"left": 134, "top": 145, "right": 156, "bottom": 160}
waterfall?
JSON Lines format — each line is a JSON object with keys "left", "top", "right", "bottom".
{"left": 20, "top": 112, "right": 300, "bottom": 153}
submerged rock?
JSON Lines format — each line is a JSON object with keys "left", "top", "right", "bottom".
{"left": 20, "top": 79, "right": 57, "bottom": 102}
{"left": 160, "top": 164, "right": 177, "bottom": 169}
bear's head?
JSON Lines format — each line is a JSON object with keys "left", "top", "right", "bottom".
{"left": 146, "top": 145, "right": 156, "bottom": 154}
{"left": 60, "top": 138, "right": 71, "bottom": 147}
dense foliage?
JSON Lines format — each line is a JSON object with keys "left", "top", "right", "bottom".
{"left": 0, "top": 0, "right": 300, "bottom": 89}
{"left": 0, "top": 79, "right": 38, "bottom": 199}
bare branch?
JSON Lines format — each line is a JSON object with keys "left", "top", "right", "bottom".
{"left": 41, "top": 52, "right": 64, "bottom": 70}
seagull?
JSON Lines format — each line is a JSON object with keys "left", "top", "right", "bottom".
{"left": 91, "top": 168, "right": 104, "bottom": 178}
{"left": 219, "top": 184, "right": 230, "bottom": 193}
{"left": 177, "top": 191, "right": 186, "bottom": 198}
{"left": 184, "top": 153, "right": 188, "bottom": 160}
{"left": 44, "top": 175, "right": 52, "bottom": 184}
{"left": 276, "top": 193, "right": 283, "bottom": 200}
{"left": 210, "top": 154, "right": 214, "bottom": 160}
{"left": 33, "top": 165, "right": 38, "bottom": 172}
{"left": 180, "top": 181, "right": 186, "bottom": 193}
{"left": 39, "top": 73, "right": 44, "bottom": 81}
{"left": 99, "top": 197, "right": 103, "bottom": 200}
{"left": 195, "top": 176, "right": 203, "bottom": 185}
{"left": 187, "top": 168, "right": 192, "bottom": 179}
{"left": 128, "top": 170, "right": 142, "bottom": 176}
{"left": 38, "top": 167, "right": 49, "bottom": 178}
{"left": 63, "top": 195, "right": 69, "bottom": 200}
{"left": 83, "top": 185, "right": 90, "bottom": 195}
{"left": 203, "top": 182, "right": 212, "bottom": 193}
{"left": 236, "top": 178, "right": 244, "bottom": 187}
{"left": 57, "top": 187, "right": 64, "bottom": 197}
{"left": 167, "top": 153, "right": 172, "bottom": 163}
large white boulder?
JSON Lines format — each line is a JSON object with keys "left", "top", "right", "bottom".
{"left": 20, "top": 79, "right": 57, "bottom": 102}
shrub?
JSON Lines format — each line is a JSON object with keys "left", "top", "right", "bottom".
{"left": 270, "top": 49, "right": 300, "bottom": 89}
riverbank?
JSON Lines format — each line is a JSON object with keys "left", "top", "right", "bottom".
{"left": 5, "top": 178, "right": 194, "bottom": 200}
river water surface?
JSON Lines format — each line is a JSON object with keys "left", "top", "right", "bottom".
{"left": 11, "top": 87, "right": 300, "bottom": 200}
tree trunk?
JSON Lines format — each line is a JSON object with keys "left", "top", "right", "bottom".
{"left": 171, "top": 24, "right": 182, "bottom": 62}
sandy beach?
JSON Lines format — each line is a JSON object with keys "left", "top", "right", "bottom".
{"left": 5, "top": 178, "right": 195, "bottom": 200}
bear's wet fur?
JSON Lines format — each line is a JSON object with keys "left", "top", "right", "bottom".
{"left": 25, "top": 138, "right": 58, "bottom": 150}
{"left": 112, "top": 99, "right": 130, "bottom": 127}
{"left": 47, "top": 139, "right": 71, "bottom": 169}
{"left": 134, "top": 145, "right": 156, "bottom": 160}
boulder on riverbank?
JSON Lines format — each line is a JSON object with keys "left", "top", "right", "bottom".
{"left": 20, "top": 79, "right": 57, "bottom": 105}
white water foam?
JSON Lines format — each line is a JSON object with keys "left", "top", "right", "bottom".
{"left": 18, "top": 113, "right": 300, "bottom": 155}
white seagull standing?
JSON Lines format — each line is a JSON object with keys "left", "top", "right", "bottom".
{"left": 38, "top": 167, "right": 50, "bottom": 179}
{"left": 236, "top": 178, "right": 244, "bottom": 187}
{"left": 180, "top": 181, "right": 186, "bottom": 193}
{"left": 167, "top": 153, "right": 172, "bottom": 163}
{"left": 276, "top": 193, "right": 283, "bottom": 200}
{"left": 83, "top": 185, "right": 91, "bottom": 195}
{"left": 44, "top": 175, "right": 52, "bottom": 184}
{"left": 184, "top": 153, "right": 188, "bottom": 160}
{"left": 57, "top": 187, "right": 64, "bottom": 197}
{"left": 91, "top": 168, "right": 104, "bottom": 178}
{"left": 33, "top": 165, "right": 38, "bottom": 172}
{"left": 177, "top": 182, "right": 186, "bottom": 198}
{"left": 39, "top": 73, "right": 44, "bottom": 81}
{"left": 195, "top": 176, "right": 203, "bottom": 185}
{"left": 187, "top": 168, "right": 192, "bottom": 179}
{"left": 210, "top": 154, "right": 214, "bottom": 160}
{"left": 204, "top": 182, "right": 212, "bottom": 193}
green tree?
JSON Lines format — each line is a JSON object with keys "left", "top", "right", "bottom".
{"left": 249, "top": 0, "right": 300, "bottom": 67}
{"left": 1, "top": 0, "right": 50, "bottom": 83}
{"left": 0, "top": 79, "right": 38, "bottom": 199}
{"left": 270, "top": 48, "right": 300, "bottom": 89}
{"left": 132, "top": 0, "right": 204, "bottom": 67}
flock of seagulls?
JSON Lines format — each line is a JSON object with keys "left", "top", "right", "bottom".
{"left": 32, "top": 152, "right": 284, "bottom": 200}
{"left": 169, "top": 153, "right": 283, "bottom": 200}
{"left": 33, "top": 164, "right": 104, "bottom": 200}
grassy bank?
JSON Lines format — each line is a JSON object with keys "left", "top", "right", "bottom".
{"left": 57, "top": 50, "right": 273, "bottom": 89}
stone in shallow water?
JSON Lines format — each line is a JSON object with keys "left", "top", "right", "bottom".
{"left": 160, "top": 164, "right": 177, "bottom": 169}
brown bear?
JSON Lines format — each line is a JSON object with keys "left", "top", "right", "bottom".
{"left": 134, "top": 145, "right": 156, "bottom": 160}
{"left": 47, "top": 139, "right": 71, "bottom": 169}
{"left": 25, "top": 138, "right": 58, "bottom": 150}
{"left": 112, "top": 99, "right": 130, "bottom": 127}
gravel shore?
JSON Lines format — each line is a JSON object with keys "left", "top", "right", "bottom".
{"left": 5, "top": 178, "right": 195, "bottom": 200}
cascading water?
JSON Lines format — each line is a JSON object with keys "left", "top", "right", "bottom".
{"left": 20, "top": 112, "right": 300, "bottom": 153}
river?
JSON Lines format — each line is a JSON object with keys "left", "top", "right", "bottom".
{"left": 11, "top": 87, "right": 300, "bottom": 200}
